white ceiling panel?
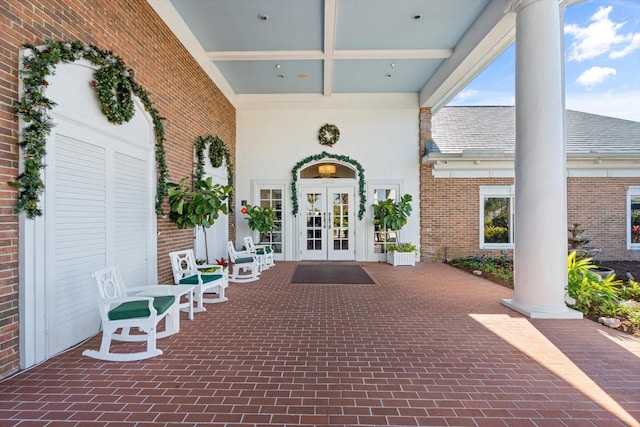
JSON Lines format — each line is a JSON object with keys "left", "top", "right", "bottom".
{"left": 333, "top": 58, "right": 443, "bottom": 93}
{"left": 170, "top": 0, "right": 324, "bottom": 51}
{"left": 335, "top": 0, "right": 490, "bottom": 50}
{"left": 151, "top": 0, "right": 515, "bottom": 108}
{"left": 216, "top": 60, "right": 324, "bottom": 94}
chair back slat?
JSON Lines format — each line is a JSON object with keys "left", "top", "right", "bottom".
{"left": 169, "top": 249, "right": 198, "bottom": 284}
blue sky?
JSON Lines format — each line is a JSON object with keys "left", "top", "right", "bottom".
{"left": 449, "top": 0, "right": 640, "bottom": 122}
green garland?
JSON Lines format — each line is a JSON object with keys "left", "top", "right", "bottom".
{"left": 194, "top": 135, "right": 234, "bottom": 211}
{"left": 291, "top": 151, "right": 366, "bottom": 219}
{"left": 12, "top": 39, "right": 169, "bottom": 218}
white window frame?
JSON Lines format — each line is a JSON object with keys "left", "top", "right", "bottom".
{"left": 479, "top": 186, "right": 515, "bottom": 250}
{"left": 367, "top": 181, "right": 403, "bottom": 259}
{"left": 252, "top": 182, "right": 286, "bottom": 259}
{"left": 628, "top": 186, "right": 640, "bottom": 250}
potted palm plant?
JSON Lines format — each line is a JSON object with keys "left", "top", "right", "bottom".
{"left": 372, "top": 193, "right": 416, "bottom": 266}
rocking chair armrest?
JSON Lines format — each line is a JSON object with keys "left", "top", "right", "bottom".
{"left": 234, "top": 250, "right": 253, "bottom": 258}
{"left": 126, "top": 285, "right": 156, "bottom": 293}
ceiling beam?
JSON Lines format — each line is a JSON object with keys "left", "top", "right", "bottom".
{"left": 323, "top": 0, "right": 337, "bottom": 96}
{"left": 334, "top": 49, "right": 452, "bottom": 60}
{"left": 207, "top": 51, "right": 324, "bottom": 61}
{"left": 207, "top": 49, "right": 452, "bottom": 62}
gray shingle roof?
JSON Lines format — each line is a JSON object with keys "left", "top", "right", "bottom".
{"left": 429, "top": 106, "right": 640, "bottom": 156}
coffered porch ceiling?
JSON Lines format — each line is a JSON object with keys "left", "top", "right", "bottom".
{"left": 147, "top": 0, "right": 579, "bottom": 110}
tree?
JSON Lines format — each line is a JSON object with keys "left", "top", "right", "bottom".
{"left": 167, "top": 177, "right": 232, "bottom": 259}
{"left": 372, "top": 193, "right": 413, "bottom": 251}
{"left": 244, "top": 204, "right": 277, "bottom": 242}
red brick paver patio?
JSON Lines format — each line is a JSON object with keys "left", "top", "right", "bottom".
{"left": 0, "top": 262, "right": 638, "bottom": 426}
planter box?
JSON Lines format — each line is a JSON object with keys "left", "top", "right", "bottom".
{"left": 387, "top": 250, "right": 416, "bottom": 266}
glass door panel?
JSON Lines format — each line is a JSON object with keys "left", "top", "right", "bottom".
{"left": 300, "top": 187, "right": 354, "bottom": 260}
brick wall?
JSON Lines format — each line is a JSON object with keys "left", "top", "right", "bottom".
{"left": 420, "top": 163, "right": 514, "bottom": 262}
{"left": 0, "top": 1, "right": 236, "bottom": 378}
{"left": 567, "top": 178, "right": 639, "bottom": 262}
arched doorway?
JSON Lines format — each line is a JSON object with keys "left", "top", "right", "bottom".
{"left": 298, "top": 162, "right": 357, "bottom": 260}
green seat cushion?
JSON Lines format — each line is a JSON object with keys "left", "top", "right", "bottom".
{"left": 256, "top": 249, "right": 266, "bottom": 255}
{"left": 108, "top": 295, "right": 175, "bottom": 320}
{"left": 179, "top": 274, "right": 223, "bottom": 285}
{"left": 235, "top": 257, "right": 255, "bottom": 264}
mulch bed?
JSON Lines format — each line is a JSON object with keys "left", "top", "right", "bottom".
{"left": 597, "top": 260, "right": 640, "bottom": 282}
{"left": 447, "top": 261, "right": 514, "bottom": 289}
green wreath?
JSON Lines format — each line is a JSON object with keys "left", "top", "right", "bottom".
{"left": 91, "top": 64, "right": 135, "bottom": 124}
{"left": 318, "top": 123, "right": 340, "bottom": 147}
{"left": 207, "top": 136, "right": 227, "bottom": 168}
{"left": 194, "top": 135, "right": 234, "bottom": 211}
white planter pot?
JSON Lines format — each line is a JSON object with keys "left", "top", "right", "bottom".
{"left": 387, "top": 251, "right": 416, "bottom": 266}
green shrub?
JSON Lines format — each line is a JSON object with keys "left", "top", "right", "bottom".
{"left": 620, "top": 280, "right": 640, "bottom": 301}
{"left": 598, "top": 299, "right": 630, "bottom": 318}
{"left": 386, "top": 242, "right": 417, "bottom": 252}
{"left": 451, "top": 254, "right": 514, "bottom": 281}
{"left": 566, "top": 251, "right": 622, "bottom": 315}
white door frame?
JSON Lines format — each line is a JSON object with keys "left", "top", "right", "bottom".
{"left": 298, "top": 181, "right": 356, "bottom": 261}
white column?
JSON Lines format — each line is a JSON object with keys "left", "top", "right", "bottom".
{"left": 501, "top": 0, "right": 582, "bottom": 319}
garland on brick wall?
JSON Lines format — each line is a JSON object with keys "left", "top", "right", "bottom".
{"left": 194, "top": 135, "right": 234, "bottom": 211}
{"left": 12, "top": 39, "right": 169, "bottom": 218}
{"left": 291, "top": 151, "right": 366, "bottom": 219}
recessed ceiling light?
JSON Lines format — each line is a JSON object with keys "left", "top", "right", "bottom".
{"left": 275, "top": 64, "right": 281, "bottom": 69}
{"left": 413, "top": 13, "right": 422, "bottom": 20}
{"left": 258, "top": 14, "right": 269, "bottom": 21}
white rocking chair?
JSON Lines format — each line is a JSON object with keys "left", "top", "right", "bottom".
{"left": 83, "top": 266, "right": 180, "bottom": 362}
{"left": 243, "top": 236, "right": 275, "bottom": 271}
{"left": 227, "top": 240, "right": 260, "bottom": 283}
{"left": 169, "top": 249, "right": 228, "bottom": 313}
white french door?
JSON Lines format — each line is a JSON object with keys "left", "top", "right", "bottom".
{"left": 300, "top": 186, "right": 355, "bottom": 260}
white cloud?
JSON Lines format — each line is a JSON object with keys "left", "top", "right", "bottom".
{"left": 610, "top": 32, "right": 640, "bottom": 59}
{"left": 575, "top": 66, "right": 616, "bottom": 88}
{"left": 564, "top": 5, "right": 639, "bottom": 62}
{"left": 455, "top": 89, "right": 479, "bottom": 100}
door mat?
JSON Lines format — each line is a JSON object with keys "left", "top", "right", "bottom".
{"left": 291, "top": 264, "right": 375, "bottom": 284}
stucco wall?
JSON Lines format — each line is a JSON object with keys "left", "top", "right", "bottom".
{"left": 235, "top": 96, "right": 422, "bottom": 261}
{"left": 0, "top": 0, "right": 235, "bottom": 378}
